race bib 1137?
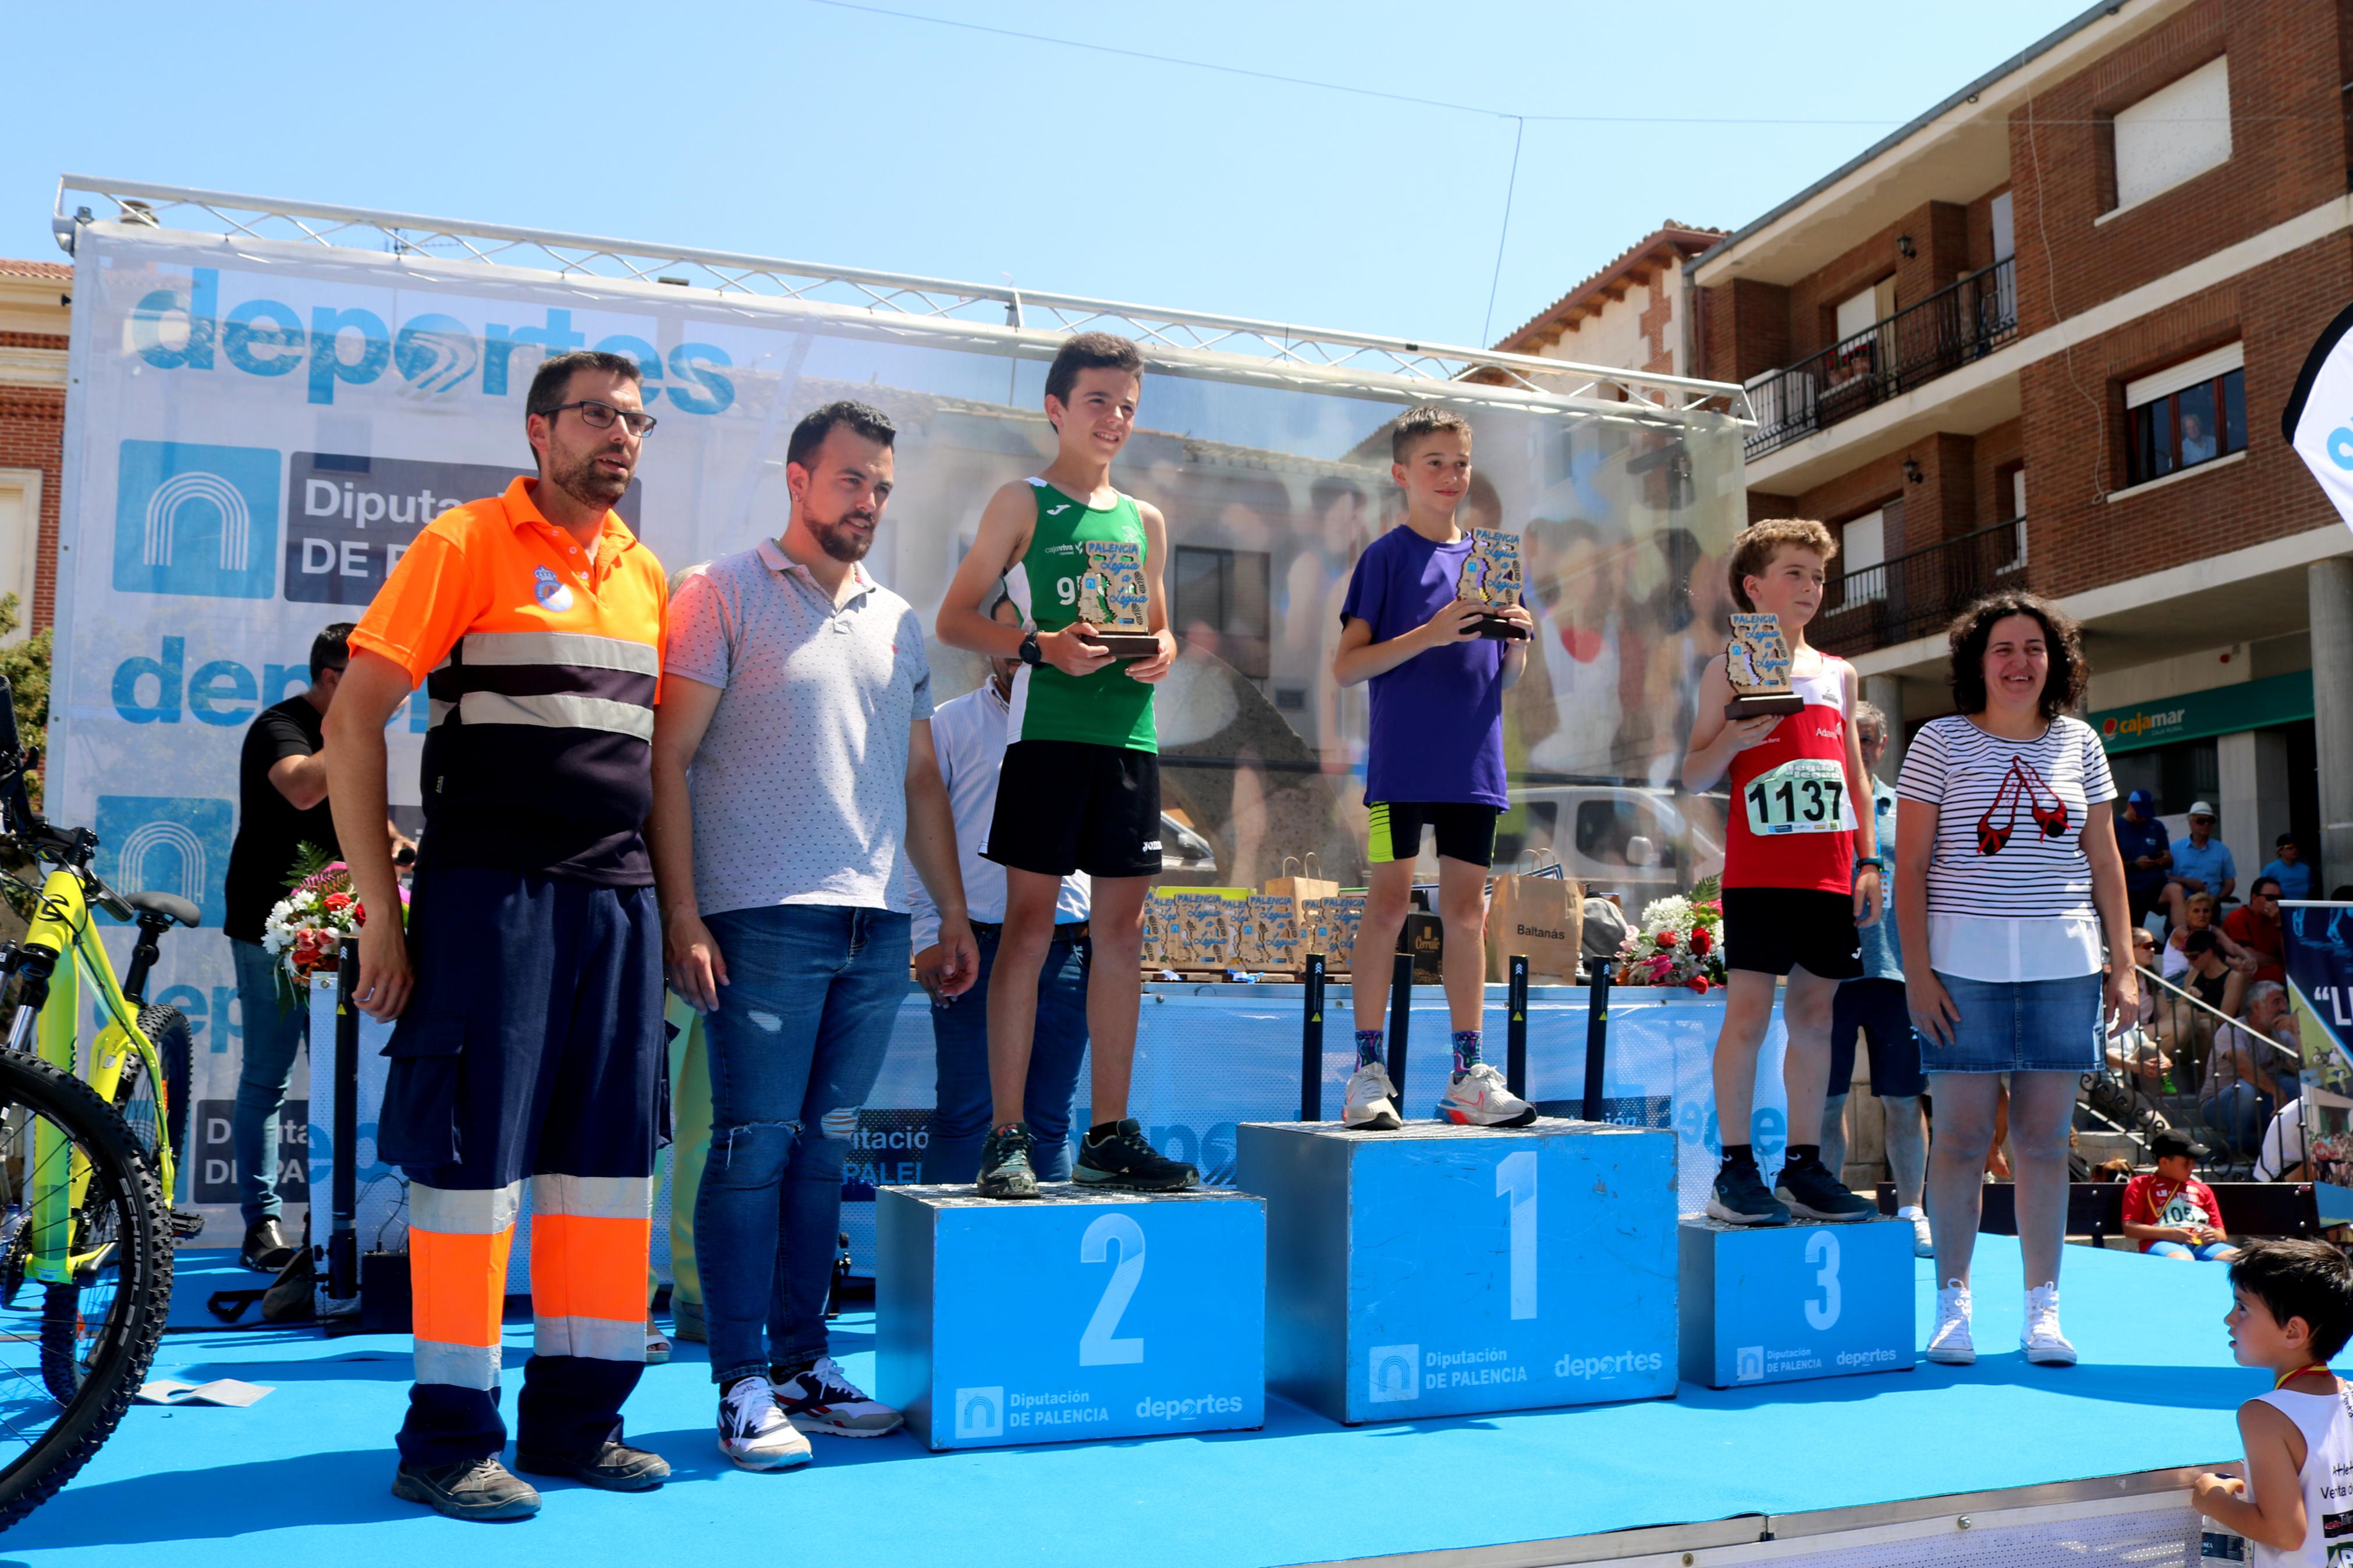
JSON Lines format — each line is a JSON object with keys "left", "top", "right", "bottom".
{"left": 1744, "top": 758, "right": 1855, "bottom": 836}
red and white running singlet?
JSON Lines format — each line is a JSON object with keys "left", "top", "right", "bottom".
{"left": 1723, "top": 654, "right": 1856, "bottom": 894}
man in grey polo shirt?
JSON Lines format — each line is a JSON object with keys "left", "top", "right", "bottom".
{"left": 648, "top": 400, "right": 977, "bottom": 1472}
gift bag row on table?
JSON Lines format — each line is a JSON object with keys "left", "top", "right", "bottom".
{"left": 878, "top": 1118, "right": 1919, "bottom": 1450}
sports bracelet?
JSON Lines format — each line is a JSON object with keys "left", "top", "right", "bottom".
{"left": 1853, "top": 856, "right": 1886, "bottom": 874}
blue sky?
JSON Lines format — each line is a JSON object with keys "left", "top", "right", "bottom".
{"left": 6, "top": 0, "right": 2092, "bottom": 351}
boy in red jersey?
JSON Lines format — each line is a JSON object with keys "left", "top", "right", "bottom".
{"left": 1681, "top": 519, "right": 1881, "bottom": 1225}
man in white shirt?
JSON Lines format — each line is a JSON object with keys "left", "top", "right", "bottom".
{"left": 911, "top": 593, "right": 1094, "bottom": 1182}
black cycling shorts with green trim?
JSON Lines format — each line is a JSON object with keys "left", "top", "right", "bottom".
{"left": 984, "top": 739, "right": 1163, "bottom": 879}
{"left": 1365, "top": 801, "right": 1500, "bottom": 867}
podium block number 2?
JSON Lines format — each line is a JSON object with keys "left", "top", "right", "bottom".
{"left": 1497, "top": 1150, "right": 1536, "bottom": 1321}
{"left": 1080, "top": 1213, "right": 1147, "bottom": 1366}
{"left": 1804, "top": 1229, "right": 1841, "bottom": 1331}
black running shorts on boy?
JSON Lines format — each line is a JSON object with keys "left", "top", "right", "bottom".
{"left": 985, "top": 738, "right": 1162, "bottom": 879}
{"left": 1720, "top": 887, "right": 1862, "bottom": 980}
{"left": 1366, "top": 801, "right": 1499, "bottom": 867}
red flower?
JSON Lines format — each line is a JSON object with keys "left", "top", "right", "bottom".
{"left": 1688, "top": 976, "right": 1711, "bottom": 993}
{"left": 1655, "top": 932, "right": 1675, "bottom": 950}
{"left": 1690, "top": 928, "right": 1712, "bottom": 956}
{"left": 324, "top": 892, "right": 352, "bottom": 913}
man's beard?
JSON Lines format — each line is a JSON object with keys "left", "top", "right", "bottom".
{"left": 549, "top": 444, "right": 631, "bottom": 510}
{"left": 808, "top": 510, "right": 876, "bottom": 563}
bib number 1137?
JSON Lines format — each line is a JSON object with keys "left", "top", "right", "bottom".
{"left": 1745, "top": 759, "right": 1851, "bottom": 836}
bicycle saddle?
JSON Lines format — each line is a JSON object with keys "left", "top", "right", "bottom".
{"left": 125, "top": 890, "right": 200, "bottom": 927}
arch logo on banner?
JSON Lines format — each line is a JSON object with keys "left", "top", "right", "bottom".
{"left": 113, "top": 440, "right": 281, "bottom": 600}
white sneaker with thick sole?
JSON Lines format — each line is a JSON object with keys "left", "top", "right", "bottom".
{"left": 1926, "top": 1281, "right": 1975, "bottom": 1365}
{"left": 718, "top": 1377, "right": 814, "bottom": 1470}
{"left": 1898, "top": 1206, "right": 1933, "bottom": 1258}
{"left": 1436, "top": 1062, "right": 1538, "bottom": 1128}
{"left": 775, "top": 1356, "right": 904, "bottom": 1438}
{"left": 2022, "top": 1282, "right": 2078, "bottom": 1366}
{"left": 1342, "top": 1062, "right": 1401, "bottom": 1130}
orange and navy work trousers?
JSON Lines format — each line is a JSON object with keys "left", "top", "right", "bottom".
{"left": 378, "top": 864, "right": 668, "bottom": 1467}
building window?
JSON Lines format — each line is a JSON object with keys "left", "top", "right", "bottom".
{"left": 1172, "top": 545, "right": 1270, "bottom": 680}
{"left": 2112, "top": 56, "right": 2232, "bottom": 212}
{"left": 2125, "top": 343, "right": 2245, "bottom": 487}
{"left": 1836, "top": 508, "right": 1887, "bottom": 605}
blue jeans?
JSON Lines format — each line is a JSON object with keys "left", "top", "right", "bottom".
{"left": 2148, "top": 1239, "right": 2236, "bottom": 1261}
{"left": 2203, "top": 1083, "right": 2269, "bottom": 1159}
{"left": 929, "top": 926, "right": 1089, "bottom": 1183}
{"left": 230, "top": 937, "right": 307, "bottom": 1226}
{"left": 695, "top": 904, "right": 909, "bottom": 1385}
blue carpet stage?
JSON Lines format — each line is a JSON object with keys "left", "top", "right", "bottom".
{"left": 16, "top": 1242, "right": 2249, "bottom": 1567}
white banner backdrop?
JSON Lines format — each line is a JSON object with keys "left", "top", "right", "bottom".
{"left": 52, "top": 221, "right": 1746, "bottom": 1232}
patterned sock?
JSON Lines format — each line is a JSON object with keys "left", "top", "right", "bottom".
{"left": 1354, "top": 1029, "right": 1385, "bottom": 1068}
{"left": 1722, "top": 1143, "right": 1755, "bottom": 1170}
{"left": 1786, "top": 1142, "right": 1821, "bottom": 1173}
{"left": 1452, "top": 1030, "right": 1482, "bottom": 1073}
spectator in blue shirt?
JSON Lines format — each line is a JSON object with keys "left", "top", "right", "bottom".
{"left": 2169, "top": 801, "right": 2237, "bottom": 920}
{"left": 2116, "top": 789, "right": 2173, "bottom": 927}
{"left": 2259, "top": 834, "right": 2315, "bottom": 904}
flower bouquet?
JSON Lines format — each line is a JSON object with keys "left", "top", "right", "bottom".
{"left": 1613, "top": 876, "right": 1727, "bottom": 994}
{"left": 261, "top": 842, "right": 386, "bottom": 1002}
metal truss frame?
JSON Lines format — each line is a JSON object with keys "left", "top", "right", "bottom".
{"left": 55, "top": 175, "right": 1751, "bottom": 422}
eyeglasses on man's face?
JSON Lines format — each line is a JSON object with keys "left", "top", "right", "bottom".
{"left": 542, "top": 399, "right": 658, "bottom": 438}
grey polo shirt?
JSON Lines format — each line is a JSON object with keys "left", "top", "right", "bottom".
{"left": 665, "top": 537, "right": 933, "bottom": 916}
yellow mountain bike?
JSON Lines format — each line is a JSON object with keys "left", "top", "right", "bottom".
{"left": 0, "top": 674, "right": 196, "bottom": 1528}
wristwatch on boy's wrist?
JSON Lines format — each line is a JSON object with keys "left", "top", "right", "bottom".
{"left": 1853, "top": 856, "right": 1886, "bottom": 875}
{"left": 1018, "top": 631, "right": 1042, "bottom": 666}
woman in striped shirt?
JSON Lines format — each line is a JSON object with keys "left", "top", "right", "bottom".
{"left": 1894, "top": 592, "right": 2136, "bottom": 1370}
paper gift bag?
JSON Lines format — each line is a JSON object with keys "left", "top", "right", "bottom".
{"left": 1485, "top": 862, "right": 1585, "bottom": 984}
{"left": 1265, "top": 854, "right": 1340, "bottom": 904}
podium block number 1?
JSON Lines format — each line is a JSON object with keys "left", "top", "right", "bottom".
{"left": 1080, "top": 1213, "right": 1147, "bottom": 1366}
{"left": 1497, "top": 1150, "right": 1536, "bottom": 1322}
{"left": 1805, "top": 1229, "right": 1841, "bottom": 1331}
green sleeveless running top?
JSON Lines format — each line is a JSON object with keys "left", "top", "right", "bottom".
{"left": 1006, "top": 479, "right": 1157, "bottom": 753}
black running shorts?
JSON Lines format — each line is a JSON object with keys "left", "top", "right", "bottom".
{"left": 1720, "top": 886, "right": 1863, "bottom": 980}
{"left": 1365, "top": 801, "right": 1500, "bottom": 867}
{"left": 984, "top": 739, "right": 1163, "bottom": 880}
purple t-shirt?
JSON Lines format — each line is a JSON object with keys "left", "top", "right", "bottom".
{"left": 1340, "top": 525, "right": 1508, "bottom": 808}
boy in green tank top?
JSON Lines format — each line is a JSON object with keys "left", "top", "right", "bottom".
{"left": 935, "top": 333, "right": 1198, "bottom": 1199}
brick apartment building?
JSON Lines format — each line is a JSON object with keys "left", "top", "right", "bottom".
{"left": 0, "top": 259, "right": 67, "bottom": 634}
{"left": 1517, "top": 0, "right": 2353, "bottom": 887}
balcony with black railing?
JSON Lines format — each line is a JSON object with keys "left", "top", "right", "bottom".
{"left": 1812, "top": 516, "right": 2029, "bottom": 657}
{"left": 1744, "top": 256, "right": 2018, "bottom": 463}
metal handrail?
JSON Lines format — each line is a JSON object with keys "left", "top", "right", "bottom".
{"left": 1812, "top": 515, "right": 2028, "bottom": 656}
{"left": 2133, "top": 962, "right": 2301, "bottom": 1068}
{"left": 1744, "top": 255, "right": 2017, "bottom": 460}
{"left": 52, "top": 174, "right": 1753, "bottom": 417}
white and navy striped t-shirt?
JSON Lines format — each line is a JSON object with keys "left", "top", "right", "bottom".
{"left": 1896, "top": 714, "right": 2116, "bottom": 919}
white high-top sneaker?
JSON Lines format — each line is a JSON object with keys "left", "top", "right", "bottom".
{"left": 1926, "top": 1279, "right": 1975, "bottom": 1365}
{"left": 2022, "top": 1281, "right": 2078, "bottom": 1366}
{"left": 1342, "top": 1061, "right": 1401, "bottom": 1130}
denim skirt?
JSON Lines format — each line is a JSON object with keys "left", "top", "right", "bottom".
{"left": 1923, "top": 970, "right": 2102, "bottom": 1075}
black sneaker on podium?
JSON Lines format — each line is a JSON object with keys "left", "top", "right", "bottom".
{"left": 1074, "top": 1119, "right": 1198, "bottom": 1192}
{"left": 1705, "top": 1158, "right": 1790, "bottom": 1226}
{"left": 1774, "top": 1155, "right": 1877, "bottom": 1223}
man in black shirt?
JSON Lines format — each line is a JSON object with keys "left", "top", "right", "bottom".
{"left": 223, "top": 624, "right": 354, "bottom": 1271}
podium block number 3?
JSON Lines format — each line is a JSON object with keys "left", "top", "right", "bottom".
{"left": 1496, "top": 1150, "right": 1536, "bottom": 1321}
{"left": 1079, "top": 1214, "right": 1147, "bottom": 1366}
{"left": 1804, "top": 1229, "right": 1842, "bottom": 1331}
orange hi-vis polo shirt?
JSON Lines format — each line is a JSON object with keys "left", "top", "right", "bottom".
{"left": 351, "top": 477, "right": 667, "bottom": 884}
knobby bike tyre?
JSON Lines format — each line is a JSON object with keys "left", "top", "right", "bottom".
{"left": 107, "top": 1005, "right": 193, "bottom": 1182}
{"left": 0, "top": 1050, "right": 171, "bottom": 1531}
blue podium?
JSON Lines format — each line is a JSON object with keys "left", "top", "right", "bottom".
{"left": 1237, "top": 1119, "right": 1677, "bottom": 1425}
{"left": 876, "top": 1183, "right": 1265, "bottom": 1450}
{"left": 1677, "top": 1217, "right": 1917, "bottom": 1389}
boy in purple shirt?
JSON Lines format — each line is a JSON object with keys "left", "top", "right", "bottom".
{"left": 1333, "top": 405, "right": 1537, "bottom": 1129}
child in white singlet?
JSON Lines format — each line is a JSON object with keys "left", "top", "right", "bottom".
{"left": 2194, "top": 1240, "right": 2353, "bottom": 1565}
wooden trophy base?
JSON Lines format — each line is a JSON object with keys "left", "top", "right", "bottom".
{"left": 1724, "top": 691, "right": 1807, "bottom": 719}
{"left": 1089, "top": 632, "right": 1163, "bottom": 659}
{"left": 1470, "top": 613, "right": 1529, "bottom": 641}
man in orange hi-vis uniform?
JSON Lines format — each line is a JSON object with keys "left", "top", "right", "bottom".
{"left": 325, "top": 349, "right": 671, "bottom": 1523}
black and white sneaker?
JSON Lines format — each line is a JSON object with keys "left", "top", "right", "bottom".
{"left": 1774, "top": 1156, "right": 1876, "bottom": 1223}
{"left": 977, "top": 1122, "right": 1041, "bottom": 1200}
{"left": 1075, "top": 1119, "right": 1197, "bottom": 1192}
{"left": 1705, "top": 1158, "right": 1791, "bottom": 1226}
{"left": 774, "top": 1355, "right": 904, "bottom": 1438}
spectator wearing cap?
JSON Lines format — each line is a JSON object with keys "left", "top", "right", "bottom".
{"left": 2115, "top": 789, "right": 2173, "bottom": 928}
{"left": 2122, "top": 1129, "right": 2239, "bottom": 1261}
{"left": 2258, "top": 834, "right": 2315, "bottom": 905}
{"left": 2223, "top": 877, "right": 2287, "bottom": 984}
{"left": 2167, "top": 801, "right": 2237, "bottom": 918}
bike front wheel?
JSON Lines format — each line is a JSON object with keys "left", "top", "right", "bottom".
{"left": 0, "top": 1048, "right": 171, "bottom": 1530}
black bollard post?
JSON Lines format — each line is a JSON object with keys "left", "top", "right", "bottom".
{"left": 1387, "top": 948, "right": 1414, "bottom": 1107}
{"left": 1581, "top": 955, "right": 1613, "bottom": 1123}
{"left": 1506, "top": 955, "right": 1529, "bottom": 1100}
{"left": 1300, "top": 952, "right": 1326, "bottom": 1121}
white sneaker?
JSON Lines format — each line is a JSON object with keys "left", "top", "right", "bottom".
{"left": 1926, "top": 1280, "right": 1975, "bottom": 1364}
{"left": 718, "top": 1376, "right": 814, "bottom": 1470}
{"left": 1343, "top": 1061, "right": 1401, "bottom": 1130}
{"left": 1437, "top": 1062, "right": 1537, "bottom": 1128}
{"left": 1898, "top": 1206, "right": 1933, "bottom": 1258}
{"left": 2022, "top": 1282, "right": 2077, "bottom": 1366}
{"left": 774, "top": 1356, "right": 903, "bottom": 1438}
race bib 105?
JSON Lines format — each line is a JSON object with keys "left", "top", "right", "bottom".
{"left": 1744, "top": 759, "right": 1855, "bottom": 836}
